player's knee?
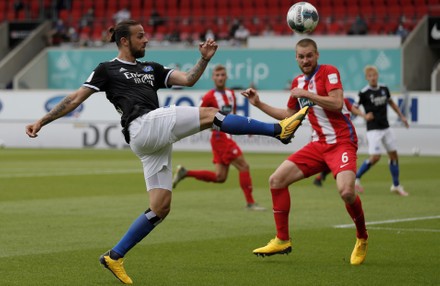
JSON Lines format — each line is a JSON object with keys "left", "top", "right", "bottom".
{"left": 237, "top": 161, "right": 250, "bottom": 171}
{"left": 215, "top": 172, "right": 227, "bottom": 182}
{"left": 269, "top": 174, "right": 286, "bottom": 189}
{"left": 340, "top": 189, "right": 356, "bottom": 204}
{"left": 151, "top": 205, "right": 170, "bottom": 219}
{"left": 200, "top": 107, "right": 219, "bottom": 121}
{"left": 370, "top": 155, "right": 381, "bottom": 164}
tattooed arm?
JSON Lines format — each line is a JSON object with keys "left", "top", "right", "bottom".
{"left": 26, "top": 86, "right": 94, "bottom": 138}
{"left": 168, "top": 39, "right": 218, "bottom": 87}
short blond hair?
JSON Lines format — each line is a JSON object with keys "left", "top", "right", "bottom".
{"left": 213, "top": 64, "right": 226, "bottom": 73}
{"left": 364, "top": 65, "right": 378, "bottom": 75}
{"left": 296, "top": 38, "right": 318, "bottom": 52}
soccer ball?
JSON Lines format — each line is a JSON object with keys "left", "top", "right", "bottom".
{"left": 287, "top": 2, "right": 319, "bottom": 34}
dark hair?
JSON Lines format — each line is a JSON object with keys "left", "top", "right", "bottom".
{"left": 109, "top": 19, "right": 141, "bottom": 47}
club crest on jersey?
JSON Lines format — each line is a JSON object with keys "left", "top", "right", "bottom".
{"left": 143, "top": 66, "right": 153, "bottom": 72}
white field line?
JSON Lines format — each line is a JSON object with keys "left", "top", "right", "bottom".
{"left": 362, "top": 227, "right": 440, "bottom": 233}
{"left": 0, "top": 169, "right": 140, "bottom": 178}
{"left": 334, "top": 215, "right": 440, "bottom": 231}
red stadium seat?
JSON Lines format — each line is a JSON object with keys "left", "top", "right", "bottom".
{"left": 367, "top": 21, "right": 383, "bottom": 35}
{"left": 387, "top": 5, "right": 403, "bottom": 23}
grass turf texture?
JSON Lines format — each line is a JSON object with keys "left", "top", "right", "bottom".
{"left": 1, "top": 148, "right": 439, "bottom": 285}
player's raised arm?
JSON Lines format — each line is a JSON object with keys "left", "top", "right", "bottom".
{"left": 242, "top": 88, "right": 295, "bottom": 120}
{"left": 168, "top": 39, "right": 218, "bottom": 87}
{"left": 25, "top": 86, "right": 94, "bottom": 138}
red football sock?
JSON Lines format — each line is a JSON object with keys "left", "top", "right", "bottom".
{"left": 186, "top": 170, "right": 217, "bottom": 182}
{"left": 239, "top": 171, "right": 255, "bottom": 204}
{"left": 271, "top": 188, "right": 291, "bottom": 241}
{"left": 345, "top": 195, "right": 368, "bottom": 239}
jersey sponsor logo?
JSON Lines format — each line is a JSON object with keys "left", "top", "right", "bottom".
{"left": 45, "top": 96, "right": 84, "bottom": 117}
{"left": 298, "top": 97, "right": 315, "bottom": 107}
{"left": 369, "top": 93, "right": 387, "bottom": 106}
{"left": 221, "top": 105, "right": 232, "bottom": 114}
{"left": 328, "top": 73, "right": 338, "bottom": 84}
{"left": 123, "top": 72, "right": 155, "bottom": 85}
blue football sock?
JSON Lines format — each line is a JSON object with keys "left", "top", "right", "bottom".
{"left": 219, "top": 114, "right": 276, "bottom": 137}
{"left": 389, "top": 159, "right": 400, "bottom": 186}
{"left": 112, "top": 209, "right": 161, "bottom": 257}
{"left": 356, "top": 160, "right": 371, "bottom": 179}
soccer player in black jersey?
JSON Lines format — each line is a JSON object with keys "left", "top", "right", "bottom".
{"left": 25, "top": 20, "right": 307, "bottom": 284}
{"left": 354, "top": 65, "right": 409, "bottom": 196}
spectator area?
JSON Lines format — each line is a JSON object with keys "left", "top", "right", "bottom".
{"left": 1, "top": 0, "right": 439, "bottom": 43}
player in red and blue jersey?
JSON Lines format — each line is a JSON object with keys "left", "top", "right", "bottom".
{"left": 172, "top": 64, "right": 265, "bottom": 211}
{"left": 243, "top": 38, "right": 368, "bottom": 265}
{"left": 312, "top": 97, "right": 367, "bottom": 187}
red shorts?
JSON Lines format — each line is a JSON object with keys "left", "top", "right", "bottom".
{"left": 210, "top": 132, "right": 242, "bottom": 165}
{"left": 287, "top": 141, "right": 358, "bottom": 178}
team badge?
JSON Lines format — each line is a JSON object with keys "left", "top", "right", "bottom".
{"left": 143, "top": 66, "right": 153, "bottom": 72}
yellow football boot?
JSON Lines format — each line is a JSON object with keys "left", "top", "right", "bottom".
{"left": 100, "top": 251, "right": 133, "bottom": 284}
{"left": 350, "top": 238, "right": 368, "bottom": 265}
{"left": 253, "top": 237, "right": 292, "bottom": 257}
{"left": 278, "top": 106, "right": 310, "bottom": 144}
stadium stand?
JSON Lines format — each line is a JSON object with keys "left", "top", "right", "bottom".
{"left": 0, "top": 0, "right": 439, "bottom": 44}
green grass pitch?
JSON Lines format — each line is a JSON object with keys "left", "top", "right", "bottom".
{"left": 1, "top": 148, "right": 439, "bottom": 285}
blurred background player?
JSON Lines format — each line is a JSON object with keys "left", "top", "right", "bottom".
{"left": 172, "top": 65, "right": 265, "bottom": 211}
{"left": 354, "top": 65, "right": 409, "bottom": 196}
{"left": 313, "top": 98, "right": 370, "bottom": 187}
{"left": 243, "top": 38, "right": 368, "bottom": 265}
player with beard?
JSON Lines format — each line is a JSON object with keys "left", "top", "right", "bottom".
{"left": 243, "top": 38, "right": 368, "bottom": 265}
{"left": 25, "top": 20, "right": 308, "bottom": 284}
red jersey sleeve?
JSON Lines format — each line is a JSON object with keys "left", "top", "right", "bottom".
{"left": 323, "top": 65, "right": 343, "bottom": 92}
{"left": 200, "top": 90, "right": 215, "bottom": 107}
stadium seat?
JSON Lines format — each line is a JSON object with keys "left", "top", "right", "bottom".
{"left": 0, "top": 0, "right": 424, "bottom": 41}
{"left": 415, "top": 4, "right": 429, "bottom": 19}
{"left": 387, "top": 5, "right": 403, "bottom": 22}
{"left": 367, "top": 21, "right": 384, "bottom": 35}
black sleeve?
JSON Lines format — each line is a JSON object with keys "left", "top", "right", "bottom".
{"left": 83, "top": 63, "right": 109, "bottom": 91}
{"left": 384, "top": 86, "right": 391, "bottom": 102}
{"left": 357, "top": 91, "right": 363, "bottom": 106}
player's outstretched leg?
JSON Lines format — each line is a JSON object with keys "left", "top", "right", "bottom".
{"left": 253, "top": 236, "right": 292, "bottom": 257}
{"left": 100, "top": 251, "right": 133, "bottom": 284}
{"left": 277, "top": 106, "right": 310, "bottom": 144}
